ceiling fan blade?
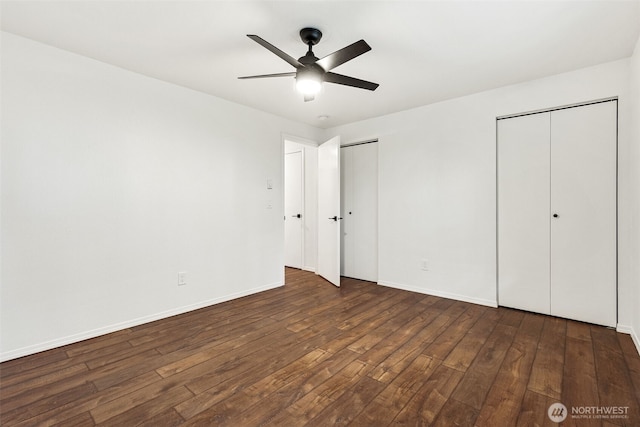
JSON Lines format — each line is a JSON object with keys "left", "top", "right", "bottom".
{"left": 325, "top": 72, "right": 379, "bottom": 91}
{"left": 247, "top": 35, "right": 302, "bottom": 68}
{"left": 304, "top": 94, "right": 315, "bottom": 102}
{"left": 238, "top": 72, "right": 296, "bottom": 80}
{"left": 316, "top": 40, "right": 371, "bottom": 71}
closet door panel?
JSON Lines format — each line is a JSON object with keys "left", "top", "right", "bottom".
{"left": 550, "top": 102, "right": 617, "bottom": 327}
{"left": 352, "top": 142, "right": 378, "bottom": 282}
{"left": 340, "top": 147, "right": 354, "bottom": 277}
{"left": 498, "top": 113, "right": 551, "bottom": 314}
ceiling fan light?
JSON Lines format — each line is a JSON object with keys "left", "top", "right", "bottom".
{"left": 296, "top": 69, "right": 322, "bottom": 95}
{"left": 296, "top": 78, "right": 321, "bottom": 95}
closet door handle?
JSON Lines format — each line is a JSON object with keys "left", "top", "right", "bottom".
{"left": 292, "top": 214, "right": 301, "bottom": 218}
{"left": 329, "top": 216, "right": 343, "bottom": 221}
{"left": 553, "top": 213, "right": 559, "bottom": 218}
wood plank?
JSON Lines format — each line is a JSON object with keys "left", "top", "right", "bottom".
{"left": 1, "top": 381, "right": 97, "bottom": 425}
{"left": 305, "top": 376, "right": 386, "bottom": 426}
{"left": 174, "top": 342, "right": 347, "bottom": 420}
{"left": 475, "top": 313, "right": 544, "bottom": 426}
{"left": 441, "top": 309, "right": 503, "bottom": 372}
{"left": 135, "top": 408, "right": 185, "bottom": 427}
{"left": 243, "top": 348, "right": 331, "bottom": 398}
{"left": 346, "top": 298, "right": 429, "bottom": 354}
{"left": 350, "top": 354, "right": 440, "bottom": 426}
{"left": 450, "top": 323, "right": 518, "bottom": 410}
{"left": 516, "top": 390, "right": 557, "bottom": 427}
{"left": 422, "top": 305, "right": 487, "bottom": 360}
{"left": 591, "top": 326, "right": 640, "bottom": 426}
{"left": 527, "top": 316, "right": 567, "bottom": 399}
{"left": 90, "top": 378, "right": 187, "bottom": 424}
{"left": 368, "top": 301, "right": 468, "bottom": 383}
{"left": 279, "top": 359, "right": 372, "bottom": 423}
{"left": 0, "top": 363, "right": 89, "bottom": 402}
{"left": 0, "top": 348, "right": 69, "bottom": 379}
{"left": 52, "top": 411, "right": 96, "bottom": 427}
{"left": 392, "top": 364, "right": 465, "bottom": 425}
{"left": 562, "top": 335, "right": 600, "bottom": 427}
{"left": 617, "top": 334, "right": 640, "bottom": 406}
{"left": 358, "top": 309, "right": 442, "bottom": 367}
{"left": 431, "top": 398, "right": 480, "bottom": 427}
{"left": 11, "top": 371, "right": 162, "bottom": 427}
{"left": 96, "top": 385, "right": 193, "bottom": 426}
{"left": 244, "top": 355, "right": 371, "bottom": 427}
{"left": 566, "top": 320, "right": 592, "bottom": 341}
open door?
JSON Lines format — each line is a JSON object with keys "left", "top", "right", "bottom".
{"left": 317, "top": 136, "right": 341, "bottom": 287}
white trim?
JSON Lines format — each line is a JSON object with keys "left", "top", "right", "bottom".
{"left": 377, "top": 280, "right": 498, "bottom": 308}
{"left": 302, "top": 266, "right": 316, "bottom": 273}
{"left": 282, "top": 133, "right": 319, "bottom": 147}
{"left": 617, "top": 325, "right": 640, "bottom": 356}
{"left": 284, "top": 148, "right": 305, "bottom": 269}
{"left": 633, "top": 330, "right": 640, "bottom": 356}
{"left": 496, "top": 97, "right": 618, "bottom": 120}
{"left": 0, "top": 281, "right": 283, "bottom": 362}
{"left": 616, "top": 324, "right": 633, "bottom": 334}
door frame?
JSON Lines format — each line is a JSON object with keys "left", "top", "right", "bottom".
{"left": 340, "top": 139, "right": 380, "bottom": 283}
{"left": 284, "top": 149, "right": 304, "bottom": 269}
{"left": 282, "top": 134, "right": 318, "bottom": 277}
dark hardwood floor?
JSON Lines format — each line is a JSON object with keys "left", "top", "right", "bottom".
{"left": 1, "top": 268, "right": 639, "bottom": 426}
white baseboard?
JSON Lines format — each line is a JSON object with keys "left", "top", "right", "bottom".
{"left": 377, "top": 280, "right": 498, "bottom": 308}
{"left": 616, "top": 324, "right": 633, "bottom": 334}
{"left": 625, "top": 327, "right": 640, "bottom": 356}
{"left": 303, "top": 266, "right": 316, "bottom": 273}
{"left": 613, "top": 325, "right": 640, "bottom": 356}
{"left": 632, "top": 329, "right": 640, "bottom": 356}
{"left": 0, "top": 281, "right": 283, "bottom": 363}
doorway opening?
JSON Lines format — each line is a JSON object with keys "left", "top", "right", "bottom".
{"left": 283, "top": 136, "right": 318, "bottom": 274}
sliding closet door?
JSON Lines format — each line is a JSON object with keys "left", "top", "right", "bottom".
{"left": 550, "top": 102, "right": 617, "bottom": 327}
{"left": 498, "top": 113, "right": 551, "bottom": 314}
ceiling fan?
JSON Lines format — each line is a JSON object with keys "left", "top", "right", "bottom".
{"left": 238, "top": 28, "right": 379, "bottom": 102}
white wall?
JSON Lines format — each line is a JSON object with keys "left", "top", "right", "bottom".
{"left": 325, "top": 59, "right": 634, "bottom": 325}
{"left": 0, "top": 33, "right": 322, "bottom": 361}
{"left": 284, "top": 138, "right": 318, "bottom": 272}
{"left": 630, "top": 34, "right": 640, "bottom": 352}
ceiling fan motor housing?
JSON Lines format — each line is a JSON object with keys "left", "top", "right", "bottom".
{"left": 299, "top": 27, "right": 323, "bottom": 45}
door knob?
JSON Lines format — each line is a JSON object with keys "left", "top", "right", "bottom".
{"left": 292, "top": 214, "right": 301, "bottom": 218}
{"left": 553, "top": 213, "right": 559, "bottom": 218}
{"left": 329, "top": 216, "right": 343, "bottom": 221}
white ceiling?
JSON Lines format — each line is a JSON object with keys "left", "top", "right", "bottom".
{"left": 2, "top": 1, "right": 639, "bottom": 128}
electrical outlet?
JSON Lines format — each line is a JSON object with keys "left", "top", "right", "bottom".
{"left": 421, "top": 259, "right": 429, "bottom": 271}
{"left": 178, "top": 272, "right": 187, "bottom": 286}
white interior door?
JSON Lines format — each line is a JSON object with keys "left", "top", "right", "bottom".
{"left": 498, "top": 113, "right": 551, "bottom": 314}
{"left": 284, "top": 150, "right": 303, "bottom": 269}
{"left": 550, "top": 102, "right": 617, "bottom": 327}
{"left": 340, "top": 146, "right": 353, "bottom": 277}
{"left": 317, "top": 136, "right": 341, "bottom": 287}
{"left": 341, "top": 142, "right": 378, "bottom": 282}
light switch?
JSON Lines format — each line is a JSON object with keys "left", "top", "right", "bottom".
{"left": 266, "top": 179, "right": 273, "bottom": 190}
